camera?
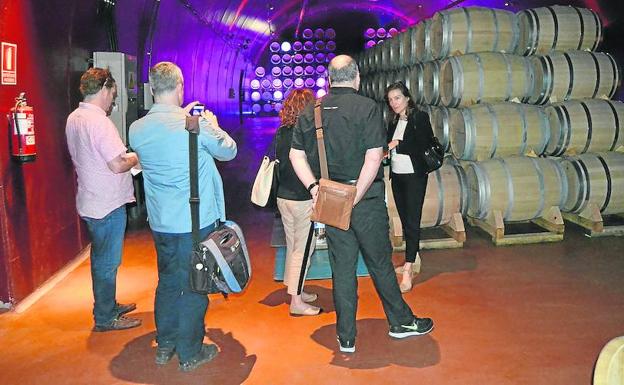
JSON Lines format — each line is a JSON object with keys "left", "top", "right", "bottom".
{"left": 191, "top": 103, "right": 205, "bottom": 116}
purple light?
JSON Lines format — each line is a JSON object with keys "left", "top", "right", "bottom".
{"left": 271, "top": 67, "right": 281, "bottom": 77}
{"left": 250, "top": 79, "right": 261, "bottom": 90}
{"left": 252, "top": 103, "right": 261, "bottom": 113}
{"left": 302, "top": 28, "right": 313, "bottom": 40}
{"left": 303, "top": 41, "right": 314, "bottom": 51}
{"left": 261, "top": 79, "right": 271, "bottom": 89}
{"left": 293, "top": 53, "right": 304, "bottom": 64}
{"left": 263, "top": 103, "right": 274, "bottom": 113}
{"left": 315, "top": 65, "right": 326, "bottom": 74}
{"left": 304, "top": 53, "right": 314, "bottom": 63}
{"left": 364, "top": 28, "right": 376, "bottom": 39}
{"left": 294, "top": 78, "right": 304, "bottom": 89}
{"left": 314, "top": 28, "right": 325, "bottom": 40}
{"left": 326, "top": 28, "right": 336, "bottom": 39}
{"left": 304, "top": 65, "right": 315, "bottom": 76}
{"left": 283, "top": 78, "right": 294, "bottom": 88}
{"left": 269, "top": 42, "right": 280, "bottom": 52}
{"left": 315, "top": 53, "right": 326, "bottom": 63}
{"left": 282, "top": 54, "right": 292, "bottom": 64}
{"left": 274, "top": 103, "right": 283, "bottom": 112}
{"left": 316, "top": 77, "right": 326, "bottom": 87}
{"left": 316, "top": 89, "right": 327, "bottom": 98}
{"left": 262, "top": 91, "right": 272, "bottom": 101}
{"left": 272, "top": 78, "right": 283, "bottom": 89}
{"left": 294, "top": 66, "right": 304, "bottom": 76}
{"left": 314, "top": 41, "right": 325, "bottom": 51}
{"left": 273, "top": 90, "right": 284, "bottom": 101}
{"left": 326, "top": 41, "right": 336, "bottom": 51}
{"left": 282, "top": 66, "right": 293, "bottom": 76}
{"left": 304, "top": 78, "right": 316, "bottom": 88}
{"left": 281, "top": 41, "right": 292, "bottom": 52}
{"left": 327, "top": 53, "right": 336, "bottom": 62}
{"left": 251, "top": 91, "right": 261, "bottom": 102}
{"left": 292, "top": 41, "right": 303, "bottom": 51}
{"left": 376, "top": 28, "right": 387, "bottom": 38}
{"left": 255, "top": 66, "right": 265, "bottom": 77}
{"left": 271, "top": 54, "right": 281, "bottom": 65}
{"left": 365, "top": 40, "right": 376, "bottom": 49}
{"left": 388, "top": 27, "right": 399, "bottom": 37}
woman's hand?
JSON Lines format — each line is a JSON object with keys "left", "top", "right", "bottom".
{"left": 388, "top": 140, "right": 399, "bottom": 151}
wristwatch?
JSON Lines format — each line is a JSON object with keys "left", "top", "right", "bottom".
{"left": 307, "top": 181, "right": 319, "bottom": 192}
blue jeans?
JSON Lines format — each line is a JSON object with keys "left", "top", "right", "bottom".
{"left": 82, "top": 205, "right": 127, "bottom": 326}
{"left": 151, "top": 223, "right": 217, "bottom": 362}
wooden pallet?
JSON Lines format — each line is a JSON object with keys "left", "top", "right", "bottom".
{"left": 390, "top": 212, "right": 466, "bottom": 250}
{"left": 468, "top": 206, "right": 564, "bottom": 246}
{"left": 562, "top": 202, "right": 624, "bottom": 237}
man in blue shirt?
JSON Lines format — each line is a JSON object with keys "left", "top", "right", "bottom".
{"left": 129, "top": 61, "right": 237, "bottom": 372}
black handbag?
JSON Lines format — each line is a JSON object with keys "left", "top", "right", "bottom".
{"left": 422, "top": 136, "right": 444, "bottom": 173}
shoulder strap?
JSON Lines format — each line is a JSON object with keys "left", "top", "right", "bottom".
{"left": 186, "top": 116, "right": 200, "bottom": 246}
{"left": 313, "top": 99, "right": 329, "bottom": 179}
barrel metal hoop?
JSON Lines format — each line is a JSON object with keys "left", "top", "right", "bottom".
{"left": 572, "top": 6, "right": 585, "bottom": 51}
{"left": 568, "top": 159, "right": 586, "bottom": 213}
{"left": 561, "top": 104, "right": 573, "bottom": 157}
{"left": 551, "top": 105, "right": 566, "bottom": 156}
{"left": 472, "top": 162, "right": 490, "bottom": 219}
{"left": 516, "top": 103, "right": 529, "bottom": 155}
{"left": 580, "top": 101, "right": 593, "bottom": 154}
{"left": 606, "top": 100, "right": 620, "bottom": 151}
{"left": 529, "top": 157, "right": 546, "bottom": 219}
{"left": 546, "top": 6, "right": 559, "bottom": 52}
{"left": 463, "top": 7, "right": 473, "bottom": 55}
{"left": 475, "top": 54, "right": 484, "bottom": 104}
{"left": 578, "top": 157, "right": 592, "bottom": 208}
{"left": 538, "top": 106, "right": 550, "bottom": 155}
{"left": 498, "top": 158, "right": 514, "bottom": 220}
{"left": 554, "top": 158, "right": 569, "bottom": 208}
{"left": 542, "top": 55, "right": 555, "bottom": 105}
{"left": 501, "top": 53, "right": 513, "bottom": 101}
{"left": 563, "top": 52, "right": 575, "bottom": 101}
{"left": 463, "top": 108, "right": 475, "bottom": 160}
{"left": 454, "top": 164, "right": 469, "bottom": 215}
{"left": 452, "top": 57, "right": 463, "bottom": 107}
{"left": 485, "top": 104, "right": 499, "bottom": 159}
{"left": 596, "top": 154, "right": 612, "bottom": 213}
{"left": 528, "top": 8, "right": 540, "bottom": 55}
{"left": 606, "top": 53, "right": 619, "bottom": 99}
{"left": 590, "top": 52, "right": 602, "bottom": 99}
{"left": 590, "top": 10, "right": 602, "bottom": 52}
{"left": 490, "top": 8, "right": 500, "bottom": 52}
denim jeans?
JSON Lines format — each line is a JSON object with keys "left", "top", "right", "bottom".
{"left": 82, "top": 205, "right": 127, "bottom": 326}
{"left": 151, "top": 223, "right": 217, "bottom": 362}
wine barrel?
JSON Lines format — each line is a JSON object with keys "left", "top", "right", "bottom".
{"left": 386, "top": 161, "right": 468, "bottom": 228}
{"left": 400, "top": 26, "right": 417, "bottom": 67}
{"left": 380, "top": 40, "right": 393, "bottom": 71}
{"left": 439, "top": 52, "right": 533, "bottom": 108}
{"left": 560, "top": 152, "right": 624, "bottom": 215}
{"left": 389, "top": 37, "right": 401, "bottom": 69}
{"left": 423, "top": 60, "right": 442, "bottom": 105}
{"left": 430, "top": 105, "right": 456, "bottom": 152}
{"left": 466, "top": 156, "right": 567, "bottom": 221}
{"left": 594, "top": 336, "right": 624, "bottom": 385}
{"left": 516, "top": 5, "right": 602, "bottom": 56}
{"left": 430, "top": 7, "right": 518, "bottom": 60}
{"left": 372, "top": 45, "right": 383, "bottom": 72}
{"left": 529, "top": 51, "right": 619, "bottom": 105}
{"left": 414, "top": 20, "right": 432, "bottom": 62}
{"left": 451, "top": 102, "right": 549, "bottom": 161}
{"left": 408, "top": 63, "right": 426, "bottom": 105}
{"left": 545, "top": 99, "right": 624, "bottom": 156}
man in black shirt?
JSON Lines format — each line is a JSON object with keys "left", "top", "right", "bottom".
{"left": 290, "top": 54, "right": 434, "bottom": 353}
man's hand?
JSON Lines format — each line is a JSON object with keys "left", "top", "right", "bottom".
{"left": 183, "top": 101, "right": 200, "bottom": 116}
{"left": 201, "top": 109, "right": 219, "bottom": 129}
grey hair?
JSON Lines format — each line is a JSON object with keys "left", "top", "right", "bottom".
{"left": 149, "top": 62, "right": 183, "bottom": 96}
{"left": 328, "top": 56, "right": 358, "bottom": 83}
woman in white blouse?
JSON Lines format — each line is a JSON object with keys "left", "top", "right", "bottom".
{"left": 385, "top": 81, "right": 434, "bottom": 293}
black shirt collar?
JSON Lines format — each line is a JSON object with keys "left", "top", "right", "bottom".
{"left": 329, "top": 86, "right": 357, "bottom": 95}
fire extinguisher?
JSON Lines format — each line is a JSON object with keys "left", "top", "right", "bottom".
{"left": 8, "top": 92, "right": 36, "bottom": 163}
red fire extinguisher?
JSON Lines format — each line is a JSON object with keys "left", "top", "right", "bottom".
{"left": 8, "top": 92, "right": 36, "bottom": 163}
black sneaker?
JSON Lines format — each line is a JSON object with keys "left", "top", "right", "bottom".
{"left": 155, "top": 346, "right": 176, "bottom": 365}
{"left": 337, "top": 336, "right": 355, "bottom": 353}
{"left": 93, "top": 315, "right": 142, "bottom": 332}
{"left": 388, "top": 317, "right": 434, "bottom": 339}
{"left": 115, "top": 302, "right": 136, "bottom": 317}
{"left": 179, "top": 343, "right": 218, "bottom": 372}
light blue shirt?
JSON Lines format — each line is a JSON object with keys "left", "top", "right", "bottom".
{"left": 129, "top": 104, "right": 237, "bottom": 233}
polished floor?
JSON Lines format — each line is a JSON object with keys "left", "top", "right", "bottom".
{"left": 1, "top": 116, "right": 623, "bottom": 385}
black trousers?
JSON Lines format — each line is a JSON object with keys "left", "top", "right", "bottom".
{"left": 391, "top": 172, "right": 428, "bottom": 263}
{"left": 325, "top": 181, "right": 415, "bottom": 341}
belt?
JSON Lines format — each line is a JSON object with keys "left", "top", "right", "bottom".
{"left": 333, "top": 179, "right": 357, "bottom": 185}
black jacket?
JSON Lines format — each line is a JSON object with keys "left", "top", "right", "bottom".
{"left": 386, "top": 108, "right": 434, "bottom": 176}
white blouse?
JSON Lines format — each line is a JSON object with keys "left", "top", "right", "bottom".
{"left": 390, "top": 119, "right": 414, "bottom": 174}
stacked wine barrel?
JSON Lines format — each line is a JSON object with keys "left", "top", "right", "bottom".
{"left": 359, "top": 5, "right": 624, "bottom": 232}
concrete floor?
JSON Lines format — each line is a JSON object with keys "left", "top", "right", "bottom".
{"left": 0, "top": 117, "right": 623, "bottom": 385}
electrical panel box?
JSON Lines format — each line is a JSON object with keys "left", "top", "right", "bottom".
{"left": 93, "top": 52, "right": 138, "bottom": 144}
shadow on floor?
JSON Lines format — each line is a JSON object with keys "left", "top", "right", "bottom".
{"left": 258, "top": 285, "right": 336, "bottom": 313}
{"left": 311, "top": 318, "right": 440, "bottom": 369}
{"left": 106, "top": 328, "right": 256, "bottom": 385}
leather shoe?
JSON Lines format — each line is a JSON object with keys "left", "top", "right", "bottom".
{"left": 179, "top": 343, "right": 218, "bottom": 372}
{"left": 93, "top": 315, "right": 141, "bottom": 332}
{"left": 155, "top": 346, "right": 176, "bottom": 365}
{"left": 301, "top": 291, "right": 318, "bottom": 303}
{"left": 115, "top": 302, "right": 136, "bottom": 317}
{"left": 289, "top": 305, "right": 322, "bottom": 316}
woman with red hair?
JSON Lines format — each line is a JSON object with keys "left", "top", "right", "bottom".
{"left": 275, "top": 88, "right": 321, "bottom": 316}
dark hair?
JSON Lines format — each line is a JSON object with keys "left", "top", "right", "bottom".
{"left": 384, "top": 81, "right": 417, "bottom": 121}
{"left": 279, "top": 88, "right": 315, "bottom": 127}
{"left": 80, "top": 68, "right": 115, "bottom": 97}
